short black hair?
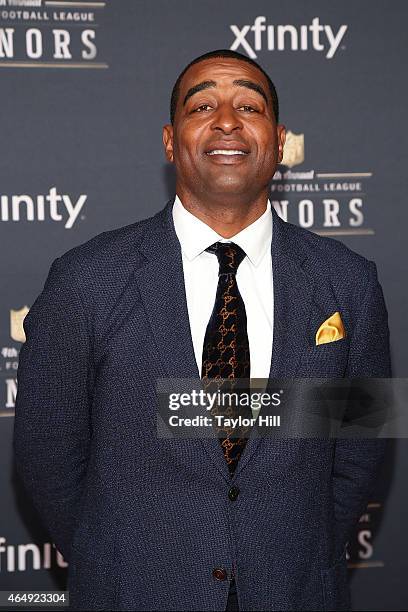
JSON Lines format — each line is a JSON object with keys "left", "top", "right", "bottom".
{"left": 170, "top": 49, "right": 279, "bottom": 124}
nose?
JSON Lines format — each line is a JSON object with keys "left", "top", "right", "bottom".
{"left": 210, "top": 103, "right": 243, "bottom": 134}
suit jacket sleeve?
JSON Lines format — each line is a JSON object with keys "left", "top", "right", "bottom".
{"left": 13, "top": 256, "right": 93, "bottom": 563}
{"left": 332, "top": 260, "right": 391, "bottom": 551}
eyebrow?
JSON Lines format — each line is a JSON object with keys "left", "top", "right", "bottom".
{"left": 183, "top": 78, "right": 268, "bottom": 106}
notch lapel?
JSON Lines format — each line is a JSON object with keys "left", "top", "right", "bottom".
{"left": 134, "top": 209, "right": 199, "bottom": 382}
{"left": 134, "top": 198, "right": 232, "bottom": 480}
{"left": 268, "top": 214, "right": 316, "bottom": 380}
{"left": 234, "top": 208, "right": 318, "bottom": 477}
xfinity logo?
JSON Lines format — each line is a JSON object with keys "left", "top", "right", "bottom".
{"left": 0, "top": 187, "right": 86, "bottom": 229}
{"left": 0, "top": 537, "right": 68, "bottom": 572}
{"left": 230, "top": 16, "right": 348, "bottom": 60}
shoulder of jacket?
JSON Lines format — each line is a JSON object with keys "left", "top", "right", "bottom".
{"left": 44, "top": 209, "right": 165, "bottom": 298}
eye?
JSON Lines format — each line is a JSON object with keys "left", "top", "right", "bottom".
{"left": 238, "top": 105, "right": 258, "bottom": 113}
{"left": 192, "top": 104, "right": 213, "bottom": 113}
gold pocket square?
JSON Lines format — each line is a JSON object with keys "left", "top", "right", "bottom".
{"left": 315, "top": 311, "right": 346, "bottom": 346}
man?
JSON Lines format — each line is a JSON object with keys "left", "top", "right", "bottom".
{"left": 14, "top": 50, "right": 391, "bottom": 611}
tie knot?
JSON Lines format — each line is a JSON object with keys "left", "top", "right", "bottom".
{"left": 206, "top": 242, "right": 246, "bottom": 275}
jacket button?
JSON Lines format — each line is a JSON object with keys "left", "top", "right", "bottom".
{"left": 228, "top": 486, "right": 240, "bottom": 501}
{"left": 212, "top": 568, "right": 228, "bottom": 581}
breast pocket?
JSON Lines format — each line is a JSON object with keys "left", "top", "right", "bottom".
{"left": 303, "top": 337, "right": 350, "bottom": 377}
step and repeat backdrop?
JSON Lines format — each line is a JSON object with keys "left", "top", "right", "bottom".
{"left": 0, "top": 0, "right": 407, "bottom": 609}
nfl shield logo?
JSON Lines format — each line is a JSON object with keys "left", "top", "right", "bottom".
{"left": 281, "top": 131, "right": 305, "bottom": 168}
{"left": 10, "top": 306, "right": 30, "bottom": 343}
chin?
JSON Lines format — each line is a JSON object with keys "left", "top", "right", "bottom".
{"left": 206, "top": 177, "right": 251, "bottom": 195}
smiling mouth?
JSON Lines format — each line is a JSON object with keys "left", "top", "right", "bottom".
{"left": 206, "top": 149, "right": 248, "bottom": 156}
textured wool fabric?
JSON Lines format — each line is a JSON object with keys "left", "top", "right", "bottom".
{"left": 13, "top": 197, "right": 391, "bottom": 611}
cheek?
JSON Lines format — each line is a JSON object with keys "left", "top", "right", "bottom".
{"left": 249, "top": 126, "right": 277, "bottom": 157}
{"left": 256, "top": 141, "right": 278, "bottom": 165}
{"left": 176, "top": 120, "right": 206, "bottom": 146}
{"left": 174, "top": 129, "right": 202, "bottom": 165}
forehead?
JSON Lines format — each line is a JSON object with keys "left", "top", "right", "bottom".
{"left": 179, "top": 58, "right": 270, "bottom": 96}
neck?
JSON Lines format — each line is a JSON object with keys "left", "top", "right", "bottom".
{"left": 175, "top": 188, "right": 269, "bottom": 238}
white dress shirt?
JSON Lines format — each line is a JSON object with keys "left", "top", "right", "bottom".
{"left": 172, "top": 195, "right": 274, "bottom": 381}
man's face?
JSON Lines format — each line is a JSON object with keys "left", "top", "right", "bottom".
{"left": 163, "top": 58, "right": 286, "bottom": 200}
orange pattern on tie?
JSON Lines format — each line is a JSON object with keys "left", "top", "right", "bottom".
{"left": 201, "top": 242, "right": 252, "bottom": 476}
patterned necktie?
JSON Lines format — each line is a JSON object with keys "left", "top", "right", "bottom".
{"left": 201, "top": 242, "right": 251, "bottom": 476}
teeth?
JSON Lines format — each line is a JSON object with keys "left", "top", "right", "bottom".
{"left": 207, "top": 149, "right": 247, "bottom": 156}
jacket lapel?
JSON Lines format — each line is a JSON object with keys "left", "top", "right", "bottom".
{"left": 269, "top": 211, "right": 317, "bottom": 379}
{"left": 234, "top": 208, "right": 318, "bottom": 477}
{"left": 134, "top": 201, "right": 199, "bottom": 381}
{"left": 134, "top": 197, "right": 231, "bottom": 480}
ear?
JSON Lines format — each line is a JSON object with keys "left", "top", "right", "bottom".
{"left": 162, "top": 124, "right": 174, "bottom": 163}
{"left": 277, "top": 125, "right": 286, "bottom": 164}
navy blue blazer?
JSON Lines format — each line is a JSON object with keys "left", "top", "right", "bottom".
{"left": 14, "top": 198, "right": 391, "bottom": 611}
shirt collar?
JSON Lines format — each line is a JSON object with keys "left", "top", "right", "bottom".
{"left": 172, "top": 194, "right": 272, "bottom": 267}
